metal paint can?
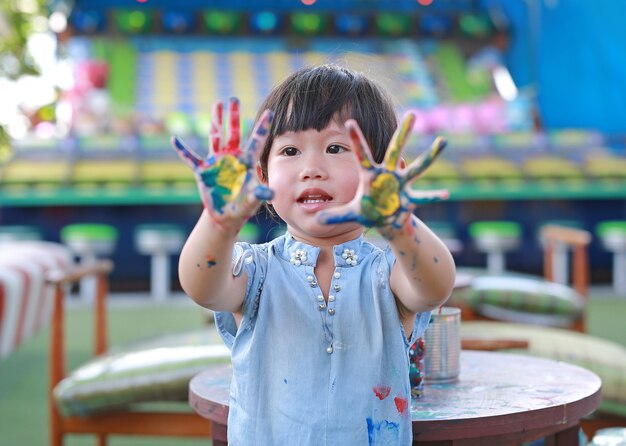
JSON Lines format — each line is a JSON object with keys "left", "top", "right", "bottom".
{"left": 424, "top": 307, "right": 461, "bottom": 383}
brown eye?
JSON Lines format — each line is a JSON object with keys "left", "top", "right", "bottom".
{"left": 327, "top": 144, "right": 346, "bottom": 154}
{"left": 283, "top": 147, "right": 299, "bottom": 156}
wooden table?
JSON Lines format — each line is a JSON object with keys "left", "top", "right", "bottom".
{"left": 189, "top": 351, "right": 602, "bottom": 445}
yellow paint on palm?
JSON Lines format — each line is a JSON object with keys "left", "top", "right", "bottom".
{"left": 216, "top": 155, "right": 247, "bottom": 200}
{"left": 370, "top": 173, "right": 400, "bottom": 217}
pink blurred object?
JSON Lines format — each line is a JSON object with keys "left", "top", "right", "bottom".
{"left": 449, "top": 104, "right": 476, "bottom": 134}
{"left": 475, "top": 100, "right": 507, "bottom": 134}
{"left": 410, "top": 109, "right": 430, "bottom": 134}
{"left": 428, "top": 106, "right": 451, "bottom": 133}
{"left": 75, "top": 61, "right": 109, "bottom": 92}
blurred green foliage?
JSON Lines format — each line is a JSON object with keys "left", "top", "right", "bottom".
{"left": 0, "top": 0, "right": 49, "bottom": 161}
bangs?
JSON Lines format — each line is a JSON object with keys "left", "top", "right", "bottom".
{"left": 267, "top": 66, "right": 358, "bottom": 136}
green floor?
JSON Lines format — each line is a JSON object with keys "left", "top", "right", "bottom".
{"left": 0, "top": 294, "right": 624, "bottom": 445}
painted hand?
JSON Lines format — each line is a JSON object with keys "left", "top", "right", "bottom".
{"left": 318, "top": 112, "right": 448, "bottom": 229}
{"left": 171, "top": 98, "right": 273, "bottom": 227}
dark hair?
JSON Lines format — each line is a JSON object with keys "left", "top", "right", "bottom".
{"left": 255, "top": 64, "right": 398, "bottom": 181}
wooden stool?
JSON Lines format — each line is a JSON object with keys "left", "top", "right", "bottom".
{"left": 469, "top": 221, "right": 521, "bottom": 275}
{"left": 60, "top": 223, "right": 117, "bottom": 302}
{"left": 596, "top": 221, "right": 626, "bottom": 295}
{"left": 134, "top": 224, "right": 185, "bottom": 301}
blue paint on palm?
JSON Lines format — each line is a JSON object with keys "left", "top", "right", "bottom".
{"left": 254, "top": 185, "right": 273, "bottom": 201}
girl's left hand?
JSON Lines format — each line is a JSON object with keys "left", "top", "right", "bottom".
{"left": 317, "top": 112, "right": 448, "bottom": 229}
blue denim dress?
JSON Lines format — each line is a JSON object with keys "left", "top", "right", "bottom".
{"left": 215, "top": 233, "right": 431, "bottom": 445}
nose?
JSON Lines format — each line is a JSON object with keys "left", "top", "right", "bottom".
{"left": 299, "top": 152, "right": 328, "bottom": 181}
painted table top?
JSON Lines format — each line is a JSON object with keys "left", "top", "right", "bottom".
{"left": 189, "top": 351, "right": 601, "bottom": 444}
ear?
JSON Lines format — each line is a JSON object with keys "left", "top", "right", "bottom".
{"left": 256, "top": 163, "right": 271, "bottom": 203}
{"left": 256, "top": 162, "right": 267, "bottom": 184}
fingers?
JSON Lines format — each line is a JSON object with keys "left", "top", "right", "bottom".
{"left": 404, "top": 136, "right": 446, "bottom": 181}
{"left": 242, "top": 109, "right": 274, "bottom": 166}
{"left": 404, "top": 187, "right": 449, "bottom": 205}
{"left": 345, "top": 119, "right": 375, "bottom": 169}
{"left": 384, "top": 112, "right": 416, "bottom": 171}
{"left": 252, "top": 184, "right": 274, "bottom": 202}
{"left": 171, "top": 136, "right": 203, "bottom": 170}
{"left": 225, "top": 97, "right": 241, "bottom": 155}
{"left": 210, "top": 101, "right": 224, "bottom": 155}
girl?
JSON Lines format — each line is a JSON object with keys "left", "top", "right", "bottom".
{"left": 172, "top": 64, "right": 455, "bottom": 445}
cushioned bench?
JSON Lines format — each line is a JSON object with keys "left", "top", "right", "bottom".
{"left": 55, "top": 328, "right": 230, "bottom": 416}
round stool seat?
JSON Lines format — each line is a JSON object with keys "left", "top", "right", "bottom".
{"left": 0, "top": 225, "right": 42, "bottom": 242}
{"left": 596, "top": 220, "right": 626, "bottom": 251}
{"left": 134, "top": 223, "right": 186, "bottom": 301}
{"left": 61, "top": 224, "right": 118, "bottom": 256}
{"left": 135, "top": 224, "right": 185, "bottom": 254}
{"left": 469, "top": 221, "right": 521, "bottom": 275}
{"left": 469, "top": 221, "right": 521, "bottom": 251}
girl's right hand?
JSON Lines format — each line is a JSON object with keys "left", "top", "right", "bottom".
{"left": 171, "top": 98, "right": 274, "bottom": 233}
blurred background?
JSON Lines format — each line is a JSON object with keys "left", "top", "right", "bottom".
{"left": 1, "top": 0, "right": 625, "bottom": 291}
{"left": 2, "top": 2, "right": 626, "bottom": 445}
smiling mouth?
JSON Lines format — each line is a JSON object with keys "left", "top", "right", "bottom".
{"left": 298, "top": 193, "right": 332, "bottom": 205}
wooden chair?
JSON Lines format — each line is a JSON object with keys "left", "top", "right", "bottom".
{"left": 541, "top": 224, "right": 592, "bottom": 331}
{"left": 48, "top": 260, "right": 212, "bottom": 446}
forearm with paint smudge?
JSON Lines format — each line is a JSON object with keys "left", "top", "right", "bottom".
{"left": 178, "top": 210, "right": 248, "bottom": 312}
{"left": 384, "top": 215, "right": 456, "bottom": 313}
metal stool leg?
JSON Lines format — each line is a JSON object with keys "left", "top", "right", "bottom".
{"left": 486, "top": 251, "right": 505, "bottom": 275}
{"left": 151, "top": 252, "right": 170, "bottom": 302}
{"left": 614, "top": 251, "right": 626, "bottom": 295}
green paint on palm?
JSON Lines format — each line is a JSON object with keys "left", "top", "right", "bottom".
{"left": 199, "top": 155, "right": 247, "bottom": 211}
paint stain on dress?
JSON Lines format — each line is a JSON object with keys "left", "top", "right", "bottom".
{"left": 394, "top": 397, "right": 408, "bottom": 414}
{"left": 366, "top": 418, "right": 400, "bottom": 445}
{"left": 372, "top": 386, "right": 391, "bottom": 400}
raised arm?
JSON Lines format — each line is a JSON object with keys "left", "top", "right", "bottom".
{"left": 172, "top": 98, "right": 273, "bottom": 311}
{"left": 318, "top": 112, "right": 455, "bottom": 315}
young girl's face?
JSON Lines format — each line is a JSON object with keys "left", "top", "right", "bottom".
{"left": 263, "top": 118, "right": 363, "bottom": 244}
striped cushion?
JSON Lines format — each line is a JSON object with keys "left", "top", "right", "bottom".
{"left": 0, "top": 242, "right": 73, "bottom": 359}
{"left": 461, "top": 321, "right": 626, "bottom": 417}
{"left": 449, "top": 270, "right": 584, "bottom": 327}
